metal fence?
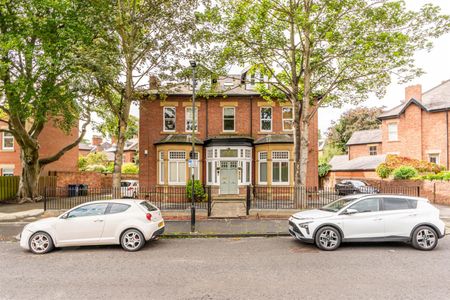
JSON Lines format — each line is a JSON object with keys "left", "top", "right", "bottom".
{"left": 250, "top": 185, "right": 420, "bottom": 210}
{"left": 44, "top": 186, "right": 211, "bottom": 213}
{"left": 43, "top": 184, "right": 421, "bottom": 213}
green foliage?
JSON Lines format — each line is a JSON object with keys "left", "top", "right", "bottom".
{"left": 376, "top": 163, "right": 392, "bottom": 179}
{"left": 392, "top": 166, "right": 419, "bottom": 180}
{"left": 326, "top": 107, "right": 383, "bottom": 153}
{"left": 186, "top": 180, "right": 206, "bottom": 202}
{"left": 201, "top": 0, "right": 450, "bottom": 185}
{"left": 420, "top": 172, "right": 450, "bottom": 181}
{"left": 106, "top": 162, "right": 115, "bottom": 173}
{"left": 121, "top": 163, "right": 139, "bottom": 174}
{"left": 319, "top": 143, "right": 344, "bottom": 164}
{"left": 318, "top": 163, "right": 331, "bottom": 178}
{"left": 84, "top": 164, "right": 107, "bottom": 173}
{"left": 95, "top": 108, "right": 139, "bottom": 140}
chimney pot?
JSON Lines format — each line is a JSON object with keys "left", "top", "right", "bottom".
{"left": 92, "top": 135, "right": 102, "bottom": 146}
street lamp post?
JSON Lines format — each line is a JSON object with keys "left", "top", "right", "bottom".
{"left": 190, "top": 60, "right": 197, "bottom": 233}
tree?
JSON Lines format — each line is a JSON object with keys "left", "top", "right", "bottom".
{"left": 326, "top": 106, "right": 383, "bottom": 153}
{"left": 0, "top": 0, "right": 108, "bottom": 202}
{"left": 96, "top": 113, "right": 138, "bottom": 141}
{"left": 94, "top": 0, "right": 202, "bottom": 191}
{"left": 205, "top": 0, "right": 450, "bottom": 186}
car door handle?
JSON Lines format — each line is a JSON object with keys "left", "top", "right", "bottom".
{"left": 373, "top": 218, "right": 383, "bottom": 221}
{"left": 94, "top": 219, "right": 104, "bottom": 222}
{"left": 408, "top": 214, "right": 417, "bottom": 217}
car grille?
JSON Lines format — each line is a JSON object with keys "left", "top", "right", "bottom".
{"left": 289, "top": 221, "right": 303, "bottom": 237}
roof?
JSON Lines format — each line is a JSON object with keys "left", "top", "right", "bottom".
{"left": 154, "top": 134, "right": 204, "bottom": 145}
{"left": 346, "top": 129, "right": 382, "bottom": 146}
{"left": 148, "top": 74, "right": 261, "bottom": 97}
{"left": 254, "top": 134, "right": 293, "bottom": 145}
{"left": 379, "top": 80, "right": 450, "bottom": 119}
{"left": 329, "top": 154, "right": 386, "bottom": 171}
{"left": 204, "top": 135, "right": 254, "bottom": 147}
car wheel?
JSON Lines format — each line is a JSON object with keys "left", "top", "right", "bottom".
{"left": 412, "top": 226, "right": 438, "bottom": 251}
{"left": 315, "top": 226, "right": 341, "bottom": 251}
{"left": 29, "top": 232, "right": 54, "bottom": 254}
{"left": 121, "top": 229, "right": 145, "bottom": 252}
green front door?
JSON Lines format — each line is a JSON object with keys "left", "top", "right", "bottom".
{"left": 220, "top": 161, "right": 238, "bottom": 194}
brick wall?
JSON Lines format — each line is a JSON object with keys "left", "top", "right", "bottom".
{"left": 0, "top": 121, "right": 79, "bottom": 176}
{"left": 139, "top": 96, "right": 319, "bottom": 187}
{"left": 348, "top": 143, "right": 381, "bottom": 160}
{"left": 54, "top": 171, "right": 138, "bottom": 189}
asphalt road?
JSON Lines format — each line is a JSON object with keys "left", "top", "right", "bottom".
{"left": 0, "top": 237, "right": 449, "bottom": 300}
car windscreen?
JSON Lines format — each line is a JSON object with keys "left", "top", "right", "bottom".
{"left": 121, "top": 182, "right": 131, "bottom": 187}
{"left": 351, "top": 181, "right": 366, "bottom": 187}
{"left": 140, "top": 201, "right": 158, "bottom": 212}
{"left": 320, "top": 197, "right": 358, "bottom": 212}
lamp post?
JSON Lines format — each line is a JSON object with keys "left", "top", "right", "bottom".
{"left": 190, "top": 60, "right": 197, "bottom": 233}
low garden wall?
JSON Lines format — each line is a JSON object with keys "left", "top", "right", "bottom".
{"left": 53, "top": 171, "right": 138, "bottom": 189}
{"left": 333, "top": 177, "right": 450, "bottom": 205}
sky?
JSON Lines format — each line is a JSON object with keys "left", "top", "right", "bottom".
{"left": 85, "top": 1, "right": 450, "bottom": 142}
{"left": 319, "top": 0, "right": 450, "bottom": 135}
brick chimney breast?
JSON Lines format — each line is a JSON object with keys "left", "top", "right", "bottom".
{"left": 149, "top": 75, "right": 160, "bottom": 90}
{"left": 404, "top": 84, "right": 422, "bottom": 102}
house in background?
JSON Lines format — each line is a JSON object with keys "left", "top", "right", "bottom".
{"left": 328, "top": 80, "right": 450, "bottom": 184}
{"left": 0, "top": 122, "right": 79, "bottom": 176}
{"left": 139, "top": 71, "right": 319, "bottom": 194}
{"left": 79, "top": 135, "right": 138, "bottom": 164}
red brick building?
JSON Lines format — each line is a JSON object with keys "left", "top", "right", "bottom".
{"left": 329, "top": 80, "right": 450, "bottom": 181}
{"left": 139, "top": 75, "right": 318, "bottom": 193}
{"left": 0, "top": 122, "right": 79, "bottom": 176}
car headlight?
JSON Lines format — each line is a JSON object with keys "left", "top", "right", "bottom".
{"left": 298, "top": 221, "right": 313, "bottom": 235}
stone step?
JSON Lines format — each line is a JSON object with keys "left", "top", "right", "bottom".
{"left": 212, "top": 195, "right": 246, "bottom": 201}
{"left": 210, "top": 200, "right": 247, "bottom": 218}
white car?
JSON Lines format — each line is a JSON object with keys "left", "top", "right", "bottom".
{"left": 121, "top": 180, "right": 139, "bottom": 198}
{"left": 289, "top": 194, "right": 446, "bottom": 251}
{"left": 20, "top": 199, "right": 165, "bottom": 254}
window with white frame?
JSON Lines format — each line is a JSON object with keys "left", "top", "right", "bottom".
{"left": 159, "top": 152, "right": 164, "bottom": 184}
{"left": 282, "top": 107, "right": 294, "bottom": 131}
{"left": 2, "top": 132, "right": 14, "bottom": 150}
{"left": 369, "top": 145, "right": 377, "bottom": 156}
{"left": 272, "top": 151, "right": 289, "bottom": 184}
{"left": 223, "top": 107, "right": 235, "bottom": 131}
{"left": 163, "top": 107, "right": 176, "bottom": 132}
{"left": 1, "top": 168, "right": 14, "bottom": 176}
{"left": 168, "top": 151, "right": 186, "bottom": 184}
{"left": 185, "top": 107, "right": 198, "bottom": 132}
{"left": 259, "top": 152, "right": 268, "bottom": 184}
{"left": 388, "top": 123, "right": 398, "bottom": 141}
{"left": 260, "top": 107, "right": 272, "bottom": 131}
{"left": 428, "top": 153, "right": 440, "bottom": 164}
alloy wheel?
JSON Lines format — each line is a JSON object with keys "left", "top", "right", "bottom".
{"left": 318, "top": 229, "right": 339, "bottom": 249}
{"left": 122, "top": 231, "right": 143, "bottom": 251}
{"left": 416, "top": 228, "right": 436, "bottom": 249}
{"left": 30, "top": 233, "right": 50, "bottom": 254}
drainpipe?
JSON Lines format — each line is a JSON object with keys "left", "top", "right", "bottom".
{"left": 447, "top": 110, "right": 449, "bottom": 169}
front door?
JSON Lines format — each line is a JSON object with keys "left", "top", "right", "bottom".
{"left": 220, "top": 161, "right": 238, "bottom": 194}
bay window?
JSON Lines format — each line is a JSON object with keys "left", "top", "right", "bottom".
{"left": 272, "top": 151, "right": 289, "bottom": 184}
{"left": 168, "top": 151, "right": 186, "bottom": 185}
{"left": 258, "top": 152, "right": 268, "bottom": 184}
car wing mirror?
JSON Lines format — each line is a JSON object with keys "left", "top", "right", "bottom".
{"left": 345, "top": 208, "right": 358, "bottom": 215}
{"left": 60, "top": 213, "right": 69, "bottom": 219}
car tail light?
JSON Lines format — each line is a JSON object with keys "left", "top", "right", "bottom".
{"left": 146, "top": 213, "right": 152, "bottom": 221}
{"left": 128, "top": 187, "right": 133, "bottom": 191}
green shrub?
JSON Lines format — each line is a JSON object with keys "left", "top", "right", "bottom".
{"left": 318, "top": 163, "right": 331, "bottom": 178}
{"left": 376, "top": 163, "right": 392, "bottom": 179}
{"left": 392, "top": 166, "right": 418, "bottom": 180}
{"left": 105, "top": 162, "right": 114, "bottom": 173}
{"left": 186, "top": 179, "right": 206, "bottom": 202}
{"left": 421, "top": 171, "right": 450, "bottom": 181}
{"left": 84, "top": 164, "right": 107, "bottom": 173}
{"left": 78, "top": 156, "right": 88, "bottom": 171}
{"left": 122, "top": 163, "right": 139, "bottom": 174}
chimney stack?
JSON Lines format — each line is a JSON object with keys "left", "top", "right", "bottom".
{"left": 92, "top": 135, "right": 103, "bottom": 146}
{"left": 149, "top": 75, "right": 160, "bottom": 90}
{"left": 404, "top": 84, "right": 422, "bottom": 103}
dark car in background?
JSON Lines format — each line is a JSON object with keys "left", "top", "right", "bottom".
{"left": 335, "top": 180, "right": 379, "bottom": 195}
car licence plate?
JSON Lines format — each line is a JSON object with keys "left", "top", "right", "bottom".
{"left": 158, "top": 221, "right": 164, "bottom": 228}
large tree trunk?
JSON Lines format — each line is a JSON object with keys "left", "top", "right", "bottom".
{"left": 17, "top": 146, "right": 41, "bottom": 203}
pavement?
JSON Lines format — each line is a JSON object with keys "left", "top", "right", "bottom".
{"left": 0, "top": 237, "right": 449, "bottom": 299}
